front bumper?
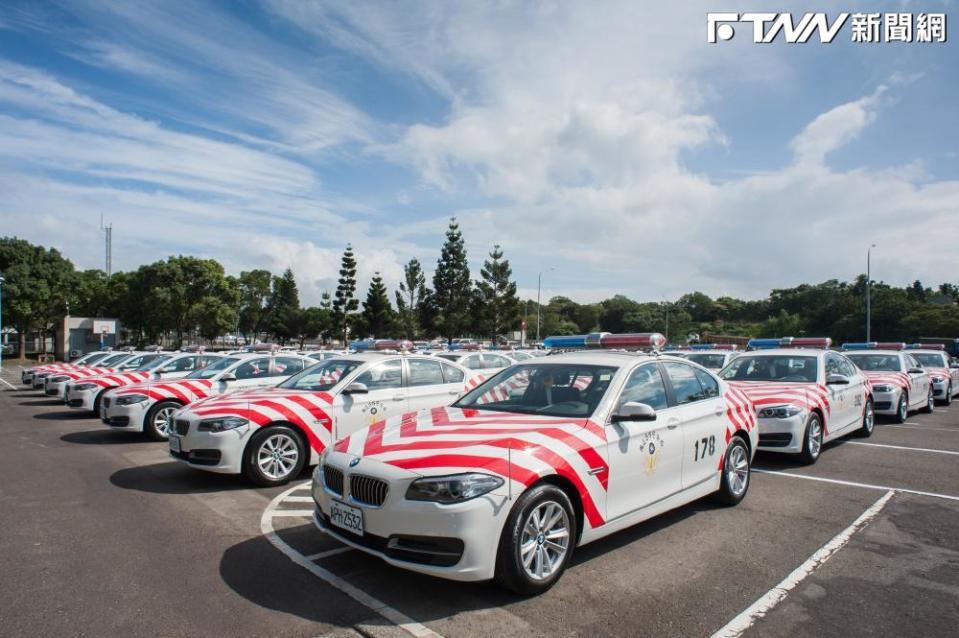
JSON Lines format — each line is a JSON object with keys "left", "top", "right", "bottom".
{"left": 931, "top": 379, "right": 948, "bottom": 399}
{"left": 44, "top": 380, "right": 69, "bottom": 400}
{"left": 311, "top": 455, "right": 510, "bottom": 582}
{"left": 871, "top": 389, "right": 902, "bottom": 414}
{"left": 168, "top": 415, "right": 250, "bottom": 474}
{"left": 101, "top": 398, "right": 150, "bottom": 432}
{"left": 66, "top": 387, "right": 98, "bottom": 411}
{"left": 756, "top": 413, "right": 806, "bottom": 454}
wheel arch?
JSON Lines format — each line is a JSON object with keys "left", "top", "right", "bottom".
{"left": 245, "top": 419, "right": 312, "bottom": 462}
{"left": 529, "top": 474, "right": 585, "bottom": 545}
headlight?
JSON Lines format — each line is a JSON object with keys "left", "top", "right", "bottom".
{"left": 197, "top": 416, "right": 249, "bottom": 432}
{"left": 116, "top": 394, "right": 149, "bottom": 406}
{"left": 406, "top": 473, "right": 504, "bottom": 504}
{"left": 758, "top": 405, "right": 802, "bottom": 419}
{"left": 872, "top": 384, "right": 893, "bottom": 393}
{"left": 73, "top": 383, "right": 96, "bottom": 392}
{"left": 50, "top": 375, "right": 69, "bottom": 383}
{"left": 931, "top": 375, "right": 944, "bottom": 383}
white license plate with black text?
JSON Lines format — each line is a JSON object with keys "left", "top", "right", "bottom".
{"left": 169, "top": 434, "right": 181, "bottom": 453}
{"left": 329, "top": 500, "right": 364, "bottom": 535}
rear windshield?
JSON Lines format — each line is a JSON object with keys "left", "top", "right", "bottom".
{"left": 719, "top": 355, "right": 818, "bottom": 383}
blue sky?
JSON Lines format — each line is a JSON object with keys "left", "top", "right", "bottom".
{"left": 0, "top": 1, "right": 956, "bottom": 305}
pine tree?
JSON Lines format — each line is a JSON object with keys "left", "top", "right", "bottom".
{"left": 266, "top": 268, "right": 300, "bottom": 344}
{"left": 363, "top": 272, "right": 395, "bottom": 338}
{"left": 394, "top": 258, "right": 428, "bottom": 339}
{"left": 432, "top": 218, "right": 472, "bottom": 343}
{"left": 475, "top": 244, "right": 521, "bottom": 341}
{"left": 332, "top": 245, "right": 359, "bottom": 344}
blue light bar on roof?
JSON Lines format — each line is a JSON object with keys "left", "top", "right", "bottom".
{"left": 747, "top": 338, "right": 783, "bottom": 350}
{"left": 543, "top": 332, "right": 665, "bottom": 350}
{"left": 841, "top": 342, "right": 877, "bottom": 350}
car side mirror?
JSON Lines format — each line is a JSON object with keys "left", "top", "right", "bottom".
{"left": 221, "top": 373, "right": 237, "bottom": 382}
{"left": 951, "top": 363, "right": 959, "bottom": 369}
{"left": 907, "top": 367, "right": 925, "bottom": 375}
{"left": 826, "top": 374, "right": 850, "bottom": 385}
{"left": 343, "top": 382, "right": 369, "bottom": 395}
{"left": 611, "top": 401, "right": 657, "bottom": 423}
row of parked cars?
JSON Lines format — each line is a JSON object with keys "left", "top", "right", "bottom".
{"left": 20, "top": 334, "right": 957, "bottom": 594}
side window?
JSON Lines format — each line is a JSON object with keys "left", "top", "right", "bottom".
{"left": 198, "top": 356, "right": 219, "bottom": 369}
{"left": 619, "top": 364, "right": 669, "bottom": 410}
{"left": 663, "top": 361, "right": 707, "bottom": 405}
{"left": 169, "top": 356, "right": 198, "bottom": 372}
{"left": 438, "top": 362, "right": 465, "bottom": 384}
{"left": 408, "top": 359, "right": 446, "bottom": 387}
{"left": 233, "top": 358, "right": 271, "bottom": 380}
{"left": 824, "top": 354, "right": 842, "bottom": 376}
{"left": 487, "top": 354, "right": 511, "bottom": 368}
{"left": 271, "top": 357, "right": 306, "bottom": 377}
{"left": 838, "top": 357, "right": 857, "bottom": 378}
{"left": 463, "top": 355, "right": 484, "bottom": 370}
{"left": 694, "top": 368, "right": 720, "bottom": 399}
{"left": 355, "top": 360, "right": 403, "bottom": 391}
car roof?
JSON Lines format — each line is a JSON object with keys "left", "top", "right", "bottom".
{"left": 531, "top": 351, "right": 660, "bottom": 366}
{"left": 736, "top": 349, "right": 826, "bottom": 357}
{"left": 844, "top": 350, "right": 904, "bottom": 356}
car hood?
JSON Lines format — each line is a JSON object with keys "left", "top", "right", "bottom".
{"left": 859, "top": 371, "right": 910, "bottom": 390}
{"left": 727, "top": 380, "right": 831, "bottom": 418}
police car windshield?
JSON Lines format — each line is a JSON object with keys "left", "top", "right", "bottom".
{"left": 453, "top": 363, "right": 619, "bottom": 418}
{"left": 720, "top": 355, "right": 818, "bottom": 383}
{"left": 685, "top": 354, "right": 726, "bottom": 369}
{"left": 434, "top": 354, "right": 460, "bottom": 362}
{"left": 76, "top": 352, "right": 109, "bottom": 365}
{"left": 120, "top": 354, "right": 167, "bottom": 370}
{"left": 187, "top": 357, "right": 240, "bottom": 379}
{"left": 846, "top": 354, "right": 901, "bottom": 372}
{"left": 279, "top": 359, "right": 362, "bottom": 391}
{"left": 912, "top": 353, "right": 946, "bottom": 367}
{"left": 142, "top": 355, "right": 174, "bottom": 370}
{"left": 100, "top": 353, "right": 132, "bottom": 367}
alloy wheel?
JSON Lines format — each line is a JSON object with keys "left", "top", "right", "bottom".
{"left": 256, "top": 433, "right": 299, "bottom": 480}
{"left": 808, "top": 419, "right": 822, "bottom": 457}
{"left": 520, "top": 501, "right": 570, "bottom": 581}
{"left": 863, "top": 402, "right": 874, "bottom": 434}
{"left": 154, "top": 407, "right": 176, "bottom": 437}
{"left": 726, "top": 444, "right": 749, "bottom": 497}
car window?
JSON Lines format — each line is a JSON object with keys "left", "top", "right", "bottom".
{"left": 619, "top": 364, "right": 669, "bottom": 410}
{"left": 281, "top": 359, "right": 361, "bottom": 391}
{"left": 912, "top": 353, "right": 947, "bottom": 368}
{"left": 487, "top": 354, "right": 512, "bottom": 368}
{"left": 663, "top": 361, "right": 707, "bottom": 405}
{"left": 510, "top": 352, "right": 531, "bottom": 361}
{"left": 164, "top": 356, "right": 198, "bottom": 373}
{"left": 837, "top": 356, "right": 857, "bottom": 378}
{"left": 438, "top": 361, "right": 465, "bottom": 383}
{"left": 846, "top": 354, "right": 901, "bottom": 372}
{"left": 694, "top": 368, "right": 720, "bottom": 398}
{"left": 198, "top": 355, "right": 221, "bottom": 368}
{"left": 271, "top": 357, "right": 306, "bottom": 377}
{"left": 355, "top": 360, "right": 403, "bottom": 390}
{"left": 824, "top": 353, "right": 843, "bottom": 376}
{"left": 462, "top": 354, "right": 484, "bottom": 370}
{"left": 408, "top": 359, "right": 446, "bottom": 387}
{"left": 720, "top": 355, "right": 818, "bottom": 382}
{"left": 233, "top": 357, "right": 271, "bottom": 380}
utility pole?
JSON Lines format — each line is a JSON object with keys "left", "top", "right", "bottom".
{"left": 663, "top": 298, "right": 670, "bottom": 343}
{"left": 866, "top": 244, "right": 876, "bottom": 342}
{"left": 101, "top": 214, "right": 113, "bottom": 277}
{"left": 535, "top": 267, "right": 555, "bottom": 343}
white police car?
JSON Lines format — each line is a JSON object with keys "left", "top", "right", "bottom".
{"left": 842, "top": 343, "right": 934, "bottom": 422}
{"left": 905, "top": 343, "right": 959, "bottom": 405}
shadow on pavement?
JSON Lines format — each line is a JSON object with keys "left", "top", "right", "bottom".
{"left": 34, "top": 411, "right": 93, "bottom": 421}
{"left": 20, "top": 399, "right": 65, "bottom": 406}
{"left": 61, "top": 429, "right": 154, "bottom": 445}
{"left": 110, "top": 461, "right": 253, "bottom": 494}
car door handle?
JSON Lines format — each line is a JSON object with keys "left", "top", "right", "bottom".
{"left": 448, "top": 389, "right": 461, "bottom": 395}
{"left": 666, "top": 418, "right": 681, "bottom": 430}
{"left": 714, "top": 407, "right": 725, "bottom": 417}
{"left": 392, "top": 394, "right": 406, "bottom": 402}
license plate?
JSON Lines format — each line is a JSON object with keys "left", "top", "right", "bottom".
{"left": 329, "top": 500, "right": 364, "bottom": 535}
{"left": 169, "top": 435, "right": 181, "bottom": 453}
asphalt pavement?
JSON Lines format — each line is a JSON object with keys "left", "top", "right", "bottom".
{"left": 1, "top": 365, "right": 956, "bottom": 638}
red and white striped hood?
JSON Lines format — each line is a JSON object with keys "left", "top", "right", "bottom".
{"left": 53, "top": 366, "right": 120, "bottom": 381}
{"left": 922, "top": 366, "right": 950, "bottom": 381}
{"left": 860, "top": 371, "right": 910, "bottom": 392}
{"left": 112, "top": 377, "right": 216, "bottom": 403}
{"left": 334, "top": 406, "right": 611, "bottom": 529}
{"left": 183, "top": 388, "right": 335, "bottom": 454}
{"left": 727, "top": 380, "right": 831, "bottom": 427}
{"left": 79, "top": 370, "right": 158, "bottom": 389}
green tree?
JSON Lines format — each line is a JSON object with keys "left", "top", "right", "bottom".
{"left": 362, "top": 272, "right": 395, "bottom": 338}
{"left": 70, "top": 269, "right": 111, "bottom": 317}
{"left": 474, "top": 245, "right": 521, "bottom": 340}
{"left": 146, "top": 256, "right": 236, "bottom": 347}
{"left": 267, "top": 268, "right": 300, "bottom": 344}
{"left": 237, "top": 269, "right": 273, "bottom": 344}
{"left": 395, "top": 258, "right": 428, "bottom": 339}
{"left": 297, "top": 306, "right": 331, "bottom": 348}
{"left": 432, "top": 218, "right": 472, "bottom": 343}
{"left": 0, "top": 237, "right": 76, "bottom": 358}
{"left": 332, "top": 245, "right": 359, "bottom": 343}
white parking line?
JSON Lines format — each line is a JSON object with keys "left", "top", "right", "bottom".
{"left": 270, "top": 509, "right": 316, "bottom": 517}
{"left": 878, "top": 424, "right": 959, "bottom": 433}
{"left": 711, "top": 490, "right": 895, "bottom": 638}
{"left": 262, "top": 482, "right": 443, "bottom": 638}
{"left": 755, "top": 469, "right": 959, "bottom": 502}
{"left": 284, "top": 495, "right": 316, "bottom": 503}
{"left": 844, "top": 441, "right": 959, "bottom": 456}
{"left": 0, "top": 377, "right": 16, "bottom": 390}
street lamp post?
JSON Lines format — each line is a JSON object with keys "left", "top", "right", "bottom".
{"left": 663, "top": 298, "right": 670, "bottom": 343}
{"left": 866, "top": 244, "right": 876, "bottom": 342}
{"left": 535, "top": 268, "right": 554, "bottom": 344}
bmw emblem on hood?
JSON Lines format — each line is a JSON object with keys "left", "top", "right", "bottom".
{"left": 349, "top": 457, "right": 361, "bottom": 467}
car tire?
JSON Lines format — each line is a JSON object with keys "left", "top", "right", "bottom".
{"left": 856, "top": 399, "right": 875, "bottom": 438}
{"left": 92, "top": 389, "right": 108, "bottom": 417}
{"left": 799, "top": 413, "right": 824, "bottom": 465}
{"left": 714, "top": 435, "right": 751, "bottom": 506}
{"left": 494, "top": 483, "right": 576, "bottom": 595}
{"left": 144, "top": 400, "right": 180, "bottom": 441}
{"left": 242, "top": 425, "right": 307, "bottom": 487}
{"left": 944, "top": 383, "right": 953, "bottom": 406}
{"left": 894, "top": 395, "right": 908, "bottom": 424}
{"left": 921, "top": 389, "right": 935, "bottom": 414}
